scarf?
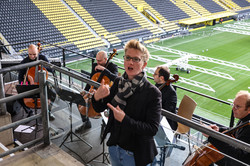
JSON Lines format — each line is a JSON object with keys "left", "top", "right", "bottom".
{"left": 111, "top": 71, "right": 146, "bottom": 110}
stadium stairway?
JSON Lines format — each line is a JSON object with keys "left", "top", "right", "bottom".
{"left": 64, "top": 0, "right": 121, "bottom": 45}
{"left": 173, "top": 0, "right": 201, "bottom": 18}
{"left": 195, "top": 0, "right": 227, "bottom": 13}
{"left": 212, "top": 0, "right": 232, "bottom": 11}
{"left": 68, "top": 0, "right": 155, "bottom": 43}
{"left": 32, "top": 0, "right": 106, "bottom": 51}
{"left": 112, "top": 0, "right": 163, "bottom": 36}
{"left": 184, "top": 0, "right": 211, "bottom": 16}
{"left": 127, "top": 0, "right": 180, "bottom": 33}
{"left": 230, "top": 0, "right": 250, "bottom": 10}
{"left": 219, "top": 0, "right": 241, "bottom": 10}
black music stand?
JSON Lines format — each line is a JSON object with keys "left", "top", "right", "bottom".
{"left": 58, "top": 88, "right": 92, "bottom": 149}
{"left": 87, "top": 112, "right": 110, "bottom": 165}
{"left": 16, "top": 85, "right": 42, "bottom": 137}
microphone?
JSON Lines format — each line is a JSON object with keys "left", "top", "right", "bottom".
{"left": 173, "top": 144, "right": 186, "bottom": 150}
{"left": 164, "top": 142, "right": 186, "bottom": 150}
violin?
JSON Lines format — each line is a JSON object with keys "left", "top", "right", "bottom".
{"left": 183, "top": 120, "right": 250, "bottom": 166}
{"left": 158, "top": 74, "right": 179, "bottom": 90}
{"left": 78, "top": 49, "right": 118, "bottom": 118}
{"left": 23, "top": 43, "right": 48, "bottom": 109}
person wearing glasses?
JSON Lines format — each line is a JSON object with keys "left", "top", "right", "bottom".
{"left": 75, "top": 50, "right": 118, "bottom": 132}
{"left": 153, "top": 66, "right": 177, "bottom": 130}
{"left": 92, "top": 39, "right": 162, "bottom": 166}
{"left": 203, "top": 90, "right": 250, "bottom": 166}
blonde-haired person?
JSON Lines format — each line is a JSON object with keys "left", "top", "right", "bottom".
{"left": 92, "top": 39, "right": 162, "bottom": 166}
{"left": 203, "top": 90, "right": 250, "bottom": 165}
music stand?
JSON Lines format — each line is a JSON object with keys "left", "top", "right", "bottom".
{"left": 16, "top": 85, "right": 41, "bottom": 137}
{"left": 58, "top": 88, "right": 92, "bottom": 149}
{"left": 87, "top": 111, "right": 110, "bottom": 164}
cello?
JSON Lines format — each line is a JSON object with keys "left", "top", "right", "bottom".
{"left": 183, "top": 120, "right": 250, "bottom": 166}
{"left": 158, "top": 74, "right": 179, "bottom": 90}
{"left": 23, "top": 43, "right": 48, "bottom": 109}
{"left": 78, "top": 49, "right": 118, "bottom": 118}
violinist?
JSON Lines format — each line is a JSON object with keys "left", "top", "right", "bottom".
{"left": 18, "top": 44, "right": 55, "bottom": 120}
{"left": 75, "top": 50, "right": 118, "bottom": 132}
{"left": 203, "top": 91, "right": 250, "bottom": 166}
{"left": 153, "top": 66, "right": 177, "bottom": 130}
{"left": 91, "top": 40, "right": 162, "bottom": 166}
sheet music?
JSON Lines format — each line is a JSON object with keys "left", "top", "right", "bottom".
{"left": 160, "top": 116, "right": 174, "bottom": 143}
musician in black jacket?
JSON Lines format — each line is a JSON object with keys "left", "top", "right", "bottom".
{"left": 205, "top": 91, "right": 250, "bottom": 166}
{"left": 18, "top": 44, "right": 55, "bottom": 120}
{"left": 153, "top": 66, "right": 177, "bottom": 130}
{"left": 92, "top": 40, "right": 162, "bottom": 166}
{"left": 75, "top": 50, "right": 118, "bottom": 132}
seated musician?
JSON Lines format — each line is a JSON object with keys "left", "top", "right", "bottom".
{"left": 18, "top": 44, "right": 55, "bottom": 120}
{"left": 203, "top": 91, "right": 250, "bottom": 165}
{"left": 75, "top": 50, "right": 118, "bottom": 132}
{"left": 153, "top": 66, "right": 177, "bottom": 130}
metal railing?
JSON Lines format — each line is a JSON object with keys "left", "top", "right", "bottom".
{"left": 0, "top": 61, "right": 50, "bottom": 158}
{"left": 1, "top": 40, "right": 250, "bottom": 163}
{"left": 1, "top": 60, "right": 250, "bottom": 150}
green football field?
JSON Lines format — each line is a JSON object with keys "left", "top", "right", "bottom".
{"left": 66, "top": 19, "right": 250, "bottom": 126}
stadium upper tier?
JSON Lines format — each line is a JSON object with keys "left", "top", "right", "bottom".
{"left": 0, "top": 0, "right": 249, "bottom": 57}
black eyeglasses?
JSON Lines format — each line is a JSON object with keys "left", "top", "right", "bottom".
{"left": 123, "top": 55, "right": 141, "bottom": 63}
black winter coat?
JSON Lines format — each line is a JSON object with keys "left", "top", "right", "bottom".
{"left": 92, "top": 77, "right": 162, "bottom": 166}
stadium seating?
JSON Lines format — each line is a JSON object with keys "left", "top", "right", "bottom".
{"left": 0, "top": 0, "right": 249, "bottom": 57}
{"left": 174, "top": 0, "right": 200, "bottom": 18}
{"left": 68, "top": 0, "right": 158, "bottom": 42}
{"left": 143, "top": 0, "right": 190, "bottom": 21}
{"left": 221, "top": 0, "right": 242, "bottom": 10}
{"left": 32, "top": 0, "right": 106, "bottom": 51}
{"left": 195, "top": 0, "right": 226, "bottom": 13}
{"left": 231, "top": 0, "right": 250, "bottom": 8}
{"left": 184, "top": 0, "right": 211, "bottom": 16}
{"left": 0, "top": 0, "right": 78, "bottom": 57}
{"left": 127, "top": 0, "right": 180, "bottom": 33}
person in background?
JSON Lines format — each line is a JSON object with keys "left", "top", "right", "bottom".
{"left": 203, "top": 90, "right": 250, "bottom": 166}
{"left": 153, "top": 65, "right": 177, "bottom": 130}
{"left": 75, "top": 50, "right": 118, "bottom": 132}
{"left": 92, "top": 39, "right": 162, "bottom": 166}
{"left": 18, "top": 44, "right": 55, "bottom": 120}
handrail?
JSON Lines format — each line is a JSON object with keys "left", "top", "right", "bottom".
{"left": 0, "top": 68, "right": 50, "bottom": 159}
{"left": 146, "top": 75, "right": 235, "bottom": 127}
{"left": 1, "top": 60, "right": 250, "bottom": 162}
{"left": 162, "top": 109, "right": 250, "bottom": 153}
{"left": 0, "top": 39, "right": 94, "bottom": 61}
{"left": 0, "top": 138, "right": 43, "bottom": 158}
{"left": 1, "top": 38, "right": 235, "bottom": 127}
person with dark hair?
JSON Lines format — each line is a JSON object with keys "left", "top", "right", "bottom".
{"left": 91, "top": 39, "right": 162, "bottom": 166}
{"left": 75, "top": 50, "right": 118, "bottom": 132}
{"left": 203, "top": 91, "right": 250, "bottom": 166}
{"left": 153, "top": 66, "right": 177, "bottom": 130}
{"left": 18, "top": 44, "right": 55, "bottom": 120}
